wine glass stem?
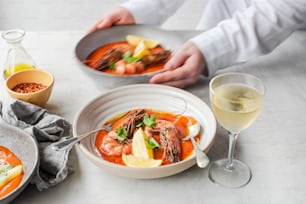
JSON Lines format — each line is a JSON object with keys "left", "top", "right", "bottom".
{"left": 225, "top": 131, "right": 239, "bottom": 170}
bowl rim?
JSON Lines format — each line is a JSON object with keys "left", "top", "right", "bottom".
{"left": 73, "top": 84, "right": 217, "bottom": 178}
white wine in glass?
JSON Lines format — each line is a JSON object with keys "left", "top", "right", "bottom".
{"left": 209, "top": 72, "right": 265, "bottom": 188}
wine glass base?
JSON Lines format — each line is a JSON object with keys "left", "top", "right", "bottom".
{"left": 208, "top": 158, "right": 252, "bottom": 188}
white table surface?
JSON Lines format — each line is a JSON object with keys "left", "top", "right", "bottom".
{"left": 1, "top": 30, "right": 306, "bottom": 204}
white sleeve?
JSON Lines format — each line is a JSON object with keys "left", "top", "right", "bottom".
{"left": 190, "top": 0, "right": 306, "bottom": 77}
{"left": 122, "top": 0, "right": 185, "bottom": 25}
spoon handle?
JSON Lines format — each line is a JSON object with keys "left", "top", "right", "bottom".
{"left": 190, "top": 136, "right": 210, "bottom": 168}
{"left": 51, "top": 126, "right": 111, "bottom": 151}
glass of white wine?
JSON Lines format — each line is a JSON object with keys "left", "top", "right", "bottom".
{"left": 208, "top": 72, "right": 265, "bottom": 188}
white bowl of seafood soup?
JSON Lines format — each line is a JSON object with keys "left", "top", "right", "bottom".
{"left": 75, "top": 25, "right": 184, "bottom": 88}
{"left": 74, "top": 84, "right": 217, "bottom": 179}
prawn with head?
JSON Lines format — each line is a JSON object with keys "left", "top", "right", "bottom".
{"left": 144, "top": 119, "right": 182, "bottom": 163}
{"left": 99, "top": 109, "right": 146, "bottom": 156}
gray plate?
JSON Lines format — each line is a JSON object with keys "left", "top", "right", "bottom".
{"left": 0, "top": 120, "right": 39, "bottom": 204}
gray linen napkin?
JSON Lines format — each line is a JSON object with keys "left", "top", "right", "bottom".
{"left": 0, "top": 98, "right": 73, "bottom": 191}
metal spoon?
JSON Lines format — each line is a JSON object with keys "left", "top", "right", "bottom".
{"left": 184, "top": 123, "right": 210, "bottom": 168}
{"left": 51, "top": 125, "right": 112, "bottom": 151}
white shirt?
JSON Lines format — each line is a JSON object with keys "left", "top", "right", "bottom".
{"left": 122, "top": 0, "right": 306, "bottom": 77}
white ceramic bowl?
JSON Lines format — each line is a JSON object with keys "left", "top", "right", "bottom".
{"left": 0, "top": 120, "right": 39, "bottom": 204}
{"left": 75, "top": 25, "right": 185, "bottom": 88}
{"left": 74, "top": 84, "right": 217, "bottom": 179}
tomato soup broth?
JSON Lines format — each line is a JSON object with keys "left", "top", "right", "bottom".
{"left": 85, "top": 41, "right": 169, "bottom": 75}
{"left": 0, "top": 146, "right": 23, "bottom": 198}
{"left": 95, "top": 109, "right": 199, "bottom": 166}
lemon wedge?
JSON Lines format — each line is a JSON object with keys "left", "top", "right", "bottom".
{"left": 133, "top": 40, "right": 149, "bottom": 58}
{"left": 126, "top": 35, "right": 160, "bottom": 49}
{"left": 122, "top": 154, "right": 162, "bottom": 168}
{"left": 0, "top": 165, "right": 23, "bottom": 188}
{"left": 144, "top": 39, "right": 160, "bottom": 49}
{"left": 122, "top": 128, "right": 162, "bottom": 167}
{"left": 132, "top": 128, "right": 153, "bottom": 159}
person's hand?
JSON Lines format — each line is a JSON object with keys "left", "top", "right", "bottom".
{"left": 149, "top": 41, "right": 208, "bottom": 88}
{"left": 87, "top": 7, "right": 135, "bottom": 33}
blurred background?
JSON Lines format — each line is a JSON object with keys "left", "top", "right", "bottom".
{"left": 0, "top": 0, "right": 207, "bottom": 31}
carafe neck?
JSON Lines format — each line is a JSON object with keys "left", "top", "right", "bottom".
{"left": 2, "top": 29, "right": 25, "bottom": 47}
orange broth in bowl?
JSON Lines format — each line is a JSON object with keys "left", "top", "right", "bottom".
{"left": 95, "top": 109, "right": 199, "bottom": 166}
{"left": 84, "top": 41, "right": 171, "bottom": 75}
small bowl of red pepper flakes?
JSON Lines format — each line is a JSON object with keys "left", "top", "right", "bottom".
{"left": 5, "top": 69, "right": 54, "bottom": 107}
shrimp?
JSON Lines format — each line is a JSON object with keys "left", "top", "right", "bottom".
{"left": 113, "top": 109, "right": 146, "bottom": 138}
{"left": 99, "top": 109, "right": 145, "bottom": 156}
{"left": 115, "top": 50, "right": 170, "bottom": 74}
{"left": 114, "top": 60, "right": 145, "bottom": 75}
{"left": 140, "top": 50, "right": 171, "bottom": 67}
{"left": 145, "top": 119, "right": 181, "bottom": 163}
{"left": 85, "top": 45, "right": 133, "bottom": 70}
{"left": 99, "top": 131, "right": 132, "bottom": 156}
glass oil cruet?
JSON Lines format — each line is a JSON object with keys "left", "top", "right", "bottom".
{"left": 2, "top": 29, "right": 36, "bottom": 79}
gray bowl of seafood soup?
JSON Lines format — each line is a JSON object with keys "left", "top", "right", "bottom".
{"left": 75, "top": 25, "right": 184, "bottom": 88}
{"left": 0, "top": 120, "right": 39, "bottom": 204}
